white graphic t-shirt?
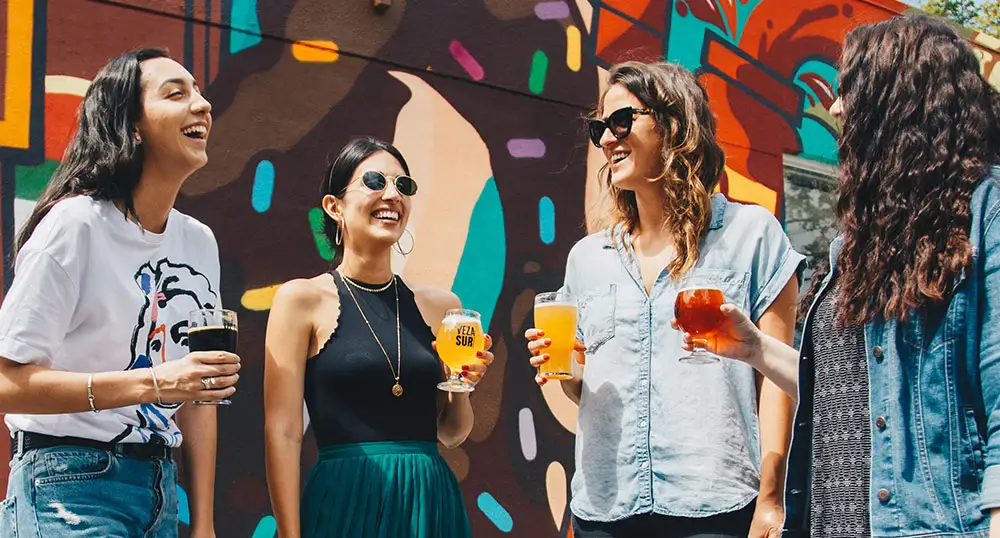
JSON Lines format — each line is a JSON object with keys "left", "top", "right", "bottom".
{"left": 0, "top": 195, "right": 221, "bottom": 447}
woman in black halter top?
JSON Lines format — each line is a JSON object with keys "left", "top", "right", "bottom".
{"left": 263, "top": 137, "right": 494, "bottom": 538}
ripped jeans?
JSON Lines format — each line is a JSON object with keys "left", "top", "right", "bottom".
{"left": 0, "top": 445, "right": 178, "bottom": 537}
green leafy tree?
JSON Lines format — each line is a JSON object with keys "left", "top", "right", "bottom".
{"left": 923, "top": 0, "right": 1000, "bottom": 38}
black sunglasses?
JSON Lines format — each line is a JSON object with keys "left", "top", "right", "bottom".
{"left": 358, "top": 170, "right": 418, "bottom": 196}
{"left": 587, "top": 106, "right": 652, "bottom": 147}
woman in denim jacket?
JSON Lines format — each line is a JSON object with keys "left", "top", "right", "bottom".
{"left": 676, "top": 15, "right": 1000, "bottom": 538}
{"left": 525, "top": 61, "right": 805, "bottom": 537}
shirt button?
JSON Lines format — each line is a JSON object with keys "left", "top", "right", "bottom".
{"left": 638, "top": 419, "right": 647, "bottom": 429}
{"left": 876, "top": 416, "right": 887, "bottom": 430}
{"left": 877, "top": 488, "right": 891, "bottom": 503}
{"left": 873, "top": 346, "right": 884, "bottom": 360}
{"left": 640, "top": 461, "right": 649, "bottom": 470}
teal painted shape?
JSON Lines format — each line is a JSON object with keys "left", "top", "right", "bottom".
{"left": 252, "top": 159, "right": 275, "bottom": 213}
{"left": 177, "top": 485, "right": 190, "bottom": 525}
{"left": 539, "top": 196, "right": 555, "bottom": 245}
{"left": 477, "top": 492, "right": 513, "bottom": 532}
{"left": 251, "top": 516, "right": 278, "bottom": 538}
{"left": 797, "top": 118, "right": 839, "bottom": 165}
{"left": 451, "top": 177, "right": 505, "bottom": 332}
{"left": 230, "top": 0, "right": 262, "bottom": 54}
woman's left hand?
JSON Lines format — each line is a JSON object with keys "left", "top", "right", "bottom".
{"left": 461, "top": 334, "right": 494, "bottom": 386}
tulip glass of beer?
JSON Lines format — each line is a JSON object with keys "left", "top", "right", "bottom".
{"left": 674, "top": 287, "right": 725, "bottom": 364}
{"left": 436, "top": 309, "right": 485, "bottom": 393}
{"left": 188, "top": 308, "right": 239, "bottom": 405}
{"left": 534, "top": 291, "right": 578, "bottom": 380}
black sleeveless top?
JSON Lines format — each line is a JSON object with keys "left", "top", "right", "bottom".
{"left": 303, "top": 271, "right": 443, "bottom": 447}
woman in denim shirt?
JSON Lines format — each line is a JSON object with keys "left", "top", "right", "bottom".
{"left": 676, "top": 15, "right": 1000, "bottom": 538}
{"left": 525, "top": 61, "right": 805, "bottom": 537}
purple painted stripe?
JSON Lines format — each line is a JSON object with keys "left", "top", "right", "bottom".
{"left": 449, "top": 40, "right": 485, "bottom": 81}
{"left": 534, "top": 1, "right": 570, "bottom": 20}
{"left": 507, "top": 138, "right": 546, "bottom": 158}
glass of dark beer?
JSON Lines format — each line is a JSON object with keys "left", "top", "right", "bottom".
{"left": 674, "top": 287, "right": 725, "bottom": 364}
{"left": 188, "top": 308, "right": 238, "bottom": 405}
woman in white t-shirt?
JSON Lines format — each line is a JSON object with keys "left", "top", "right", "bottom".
{"left": 0, "top": 49, "right": 239, "bottom": 537}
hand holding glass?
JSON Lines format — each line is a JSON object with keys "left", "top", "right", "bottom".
{"left": 436, "top": 309, "right": 484, "bottom": 392}
{"left": 533, "top": 291, "right": 578, "bottom": 380}
{"left": 188, "top": 308, "right": 239, "bottom": 405}
{"left": 674, "top": 288, "right": 725, "bottom": 364}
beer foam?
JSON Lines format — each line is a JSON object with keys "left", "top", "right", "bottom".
{"left": 536, "top": 302, "right": 576, "bottom": 309}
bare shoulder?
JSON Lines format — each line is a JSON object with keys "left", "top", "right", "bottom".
{"left": 271, "top": 274, "right": 336, "bottom": 313}
{"left": 408, "top": 283, "right": 461, "bottom": 330}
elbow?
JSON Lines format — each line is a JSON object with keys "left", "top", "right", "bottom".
{"left": 437, "top": 430, "right": 469, "bottom": 449}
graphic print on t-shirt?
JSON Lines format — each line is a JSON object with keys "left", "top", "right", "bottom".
{"left": 125, "top": 258, "right": 218, "bottom": 444}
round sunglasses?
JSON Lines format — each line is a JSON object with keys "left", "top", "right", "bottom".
{"left": 356, "top": 170, "right": 418, "bottom": 196}
{"left": 587, "top": 106, "right": 652, "bottom": 147}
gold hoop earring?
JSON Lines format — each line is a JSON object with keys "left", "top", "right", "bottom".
{"left": 393, "top": 228, "right": 414, "bottom": 256}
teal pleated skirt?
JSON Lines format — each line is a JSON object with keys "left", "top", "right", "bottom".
{"left": 301, "top": 441, "right": 473, "bottom": 538}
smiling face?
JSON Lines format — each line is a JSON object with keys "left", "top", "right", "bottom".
{"left": 134, "top": 57, "right": 213, "bottom": 178}
{"left": 325, "top": 150, "right": 414, "bottom": 250}
{"left": 598, "top": 83, "right": 664, "bottom": 191}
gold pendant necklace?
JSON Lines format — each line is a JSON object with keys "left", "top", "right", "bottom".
{"left": 337, "top": 269, "right": 403, "bottom": 397}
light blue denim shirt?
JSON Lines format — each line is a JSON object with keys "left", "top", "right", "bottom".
{"left": 784, "top": 168, "right": 1000, "bottom": 538}
{"left": 563, "top": 193, "right": 806, "bottom": 522}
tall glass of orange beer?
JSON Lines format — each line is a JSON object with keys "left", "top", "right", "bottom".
{"left": 534, "top": 291, "right": 578, "bottom": 380}
{"left": 674, "top": 287, "right": 725, "bottom": 364}
{"left": 436, "top": 309, "right": 484, "bottom": 392}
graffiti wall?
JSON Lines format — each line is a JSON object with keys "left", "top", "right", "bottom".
{"left": 2, "top": 0, "right": 999, "bottom": 536}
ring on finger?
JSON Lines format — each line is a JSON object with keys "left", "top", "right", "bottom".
{"left": 201, "top": 377, "right": 216, "bottom": 390}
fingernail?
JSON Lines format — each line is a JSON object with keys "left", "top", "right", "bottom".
{"left": 462, "top": 365, "right": 469, "bottom": 370}
{"left": 476, "top": 351, "right": 484, "bottom": 358}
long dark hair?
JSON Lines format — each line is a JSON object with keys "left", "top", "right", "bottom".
{"left": 321, "top": 136, "right": 410, "bottom": 245}
{"left": 816, "top": 14, "right": 1000, "bottom": 324}
{"left": 14, "top": 47, "right": 169, "bottom": 259}
{"left": 598, "top": 61, "right": 726, "bottom": 278}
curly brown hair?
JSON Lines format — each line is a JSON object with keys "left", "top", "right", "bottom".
{"left": 598, "top": 62, "right": 726, "bottom": 278}
{"left": 815, "top": 14, "right": 1000, "bottom": 324}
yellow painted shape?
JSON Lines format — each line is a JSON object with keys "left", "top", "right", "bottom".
{"left": 0, "top": 0, "right": 34, "bottom": 149}
{"left": 546, "top": 461, "right": 568, "bottom": 530}
{"left": 241, "top": 284, "right": 282, "bottom": 311}
{"left": 292, "top": 40, "right": 340, "bottom": 63}
{"left": 725, "top": 166, "right": 777, "bottom": 214}
{"left": 566, "top": 26, "right": 582, "bottom": 72}
{"left": 45, "top": 75, "right": 91, "bottom": 96}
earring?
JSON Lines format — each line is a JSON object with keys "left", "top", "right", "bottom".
{"left": 335, "top": 225, "right": 343, "bottom": 246}
{"left": 133, "top": 133, "right": 142, "bottom": 145}
{"left": 393, "top": 228, "right": 414, "bottom": 256}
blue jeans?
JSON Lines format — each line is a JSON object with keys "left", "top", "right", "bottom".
{"left": 0, "top": 445, "right": 178, "bottom": 537}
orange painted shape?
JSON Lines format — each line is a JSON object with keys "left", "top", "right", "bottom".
{"left": 292, "top": 40, "right": 340, "bottom": 63}
{"left": 703, "top": 38, "right": 801, "bottom": 117}
{"left": 595, "top": 8, "right": 633, "bottom": 54}
{"left": 0, "top": 0, "right": 34, "bottom": 149}
{"left": 45, "top": 93, "right": 82, "bottom": 161}
{"left": 725, "top": 166, "right": 777, "bottom": 214}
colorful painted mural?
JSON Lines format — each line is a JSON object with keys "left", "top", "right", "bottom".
{"left": 2, "top": 0, "right": 1000, "bottom": 536}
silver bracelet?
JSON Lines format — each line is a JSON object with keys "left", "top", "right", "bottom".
{"left": 148, "top": 367, "right": 164, "bottom": 406}
{"left": 87, "top": 374, "right": 98, "bottom": 413}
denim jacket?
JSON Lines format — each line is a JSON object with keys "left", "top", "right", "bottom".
{"left": 784, "top": 169, "right": 1000, "bottom": 537}
{"left": 564, "top": 194, "right": 805, "bottom": 522}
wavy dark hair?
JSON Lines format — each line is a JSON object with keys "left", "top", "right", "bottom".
{"left": 14, "top": 47, "right": 169, "bottom": 259}
{"left": 598, "top": 61, "right": 726, "bottom": 278}
{"left": 813, "top": 14, "right": 1000, "bottom": 324}
{"left": 321, "top": 136, "right": 410, "bottom": 247}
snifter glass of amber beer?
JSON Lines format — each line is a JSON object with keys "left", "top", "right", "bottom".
{"left": 188, "top": 308, "right": 239, "bottom": 405}
{"left": 674, "top": 287, "right": 725, "bottom": 364}
{"left": 436, "top": 309, "right": 484, "bottom": 393}
{"left": 534, "top": 291, "right": 578, "bottom": 380}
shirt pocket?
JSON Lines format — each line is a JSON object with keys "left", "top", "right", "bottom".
{"left": 674, "top": 269, "right": 751, "bottom": 313}
{"left": 578, "top": 284, "right": 616, "bottom": 353}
